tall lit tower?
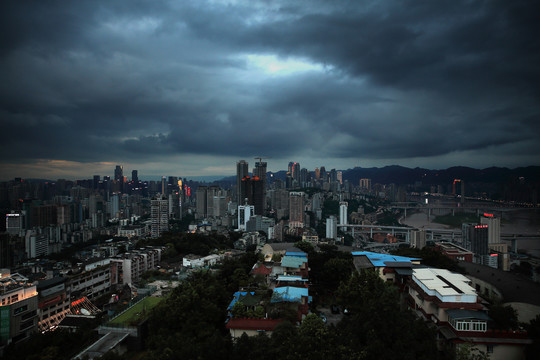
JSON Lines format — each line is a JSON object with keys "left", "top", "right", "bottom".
{"left": 236, "top": 160, "right": 249, "bottom": 205}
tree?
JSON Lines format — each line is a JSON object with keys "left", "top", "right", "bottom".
{"left": 489, "top": 303, "right": 518, "bottom": 330}
{"left": 455, "top": 343, "right": 490, "bottom": 360}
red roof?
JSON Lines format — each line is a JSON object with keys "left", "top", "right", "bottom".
{"left": 226, "top": 318, "right": 283, "bottom": 331}
{"left": 251, "top": 265, "right": 272, "bottom": 276}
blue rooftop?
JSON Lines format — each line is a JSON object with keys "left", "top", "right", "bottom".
{"left": 351, "top": 251, "right": 420, "bottom": 267}
{"left": 276, "top": 275, "right": 307, "bottom": 282}
{"left": 227, "top": 291, "right": 255, "bottom": 310}
{"left": 271, "top": 287, "right": 310, "bottom": 303}
{"left": 285, "top": 251, "right": 308, "bottom": 257}
{"left": 281, "top": 255, "right": 307, "bottom": 268}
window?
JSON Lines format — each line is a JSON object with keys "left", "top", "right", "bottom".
{"left": 13, "top": 305, "right": 28, "bottom": 315}
{"left": 20, "top": 319, "right": 34, "bottom": 331}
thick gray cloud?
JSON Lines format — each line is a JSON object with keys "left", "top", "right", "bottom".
{"left": 1, "top": 0, "right": 539, "bottom": 178}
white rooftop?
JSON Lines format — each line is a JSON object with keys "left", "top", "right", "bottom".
{"left": 413, "top": 268, "right": 477, "bottom": 302}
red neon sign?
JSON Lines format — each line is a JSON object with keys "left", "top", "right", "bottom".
{"left": 483, "top": 213, "right": 494, "bottom": 217}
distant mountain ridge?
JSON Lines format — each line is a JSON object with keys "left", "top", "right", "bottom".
{"left": 217, "top": 165, "right": 540, "bottom": 186}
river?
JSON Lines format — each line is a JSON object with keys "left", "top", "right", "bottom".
{"left": 400, "top": 209, "right": 540, "bottom": 258}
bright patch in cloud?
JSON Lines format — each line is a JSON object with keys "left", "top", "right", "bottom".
{"left": 244, "top": 54, "right": 330, "bottom": 75}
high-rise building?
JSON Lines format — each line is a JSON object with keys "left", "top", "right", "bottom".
{"left": 410, "top": 230, "right": 426, "bottom": 249}
{"left": 236, "top": 160, "right": 249, "bottom": 205}
{"left": 93, "top": 175, "right": 100, "bottom": 190}
{"left": 6, "top": 213, "right": 23, "bottom": 235}
{"left": 337, "top": 171, "right": 343, "bottom": 185}
{"left": 241, "top": 177, "right": 265, "bottom": 215}
{"left": 132, "top": 170, "right": 138, "bottom": 182}
{"left": 114, "top": 165, "right": 123, "bottom": 182}
{"left": 238, "top": 204, "right": 254, "bottom": 231}
{"left": 151, "top": 195, "right": 169, "bottom": 238}
{"left": 462, "top": 223, "right": 488, "bottom": 258}
{"left": 196, "top": 186, "right": 208, "bottom": 219}
{"left": 254, "top": 161, "right": 267, "bottom": 189}
{"left": 292, "top": 162, "right": 300, "bottom": 181}
{"left": 339, "top": 201, "right": 348, "bottom": 229}
{"left": 315, "top": 167, "right": 320, "bottom": 180}
{"left": 161, "top": 176, "right": 167, "bottom": 196}
{"left": 480, "top": 213, "right": 500, "bottom": 244}
{"left": 359, "top": 178, "right": 371, "bottom": 191}
{"left": 289, "top": 192, "right": 305, "bottom": 229}
{"left": 326, "top": 216, "right": 337, "bottom": 239}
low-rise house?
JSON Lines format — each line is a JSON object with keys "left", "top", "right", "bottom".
{"left": 409, "top": 267, "right": 531, "bottom": 360}
{"left": 226, "top": 318, "right": 283, "bottom": 339}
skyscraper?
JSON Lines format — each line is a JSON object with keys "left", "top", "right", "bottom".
{"left": 480, "top": 213, "right": 500, "bottom": 244}
{"left": 289, "top": 192, "right": 305, "bottom": 229}
{"left": 132, "top": 170, "right": 138, "bottom": 182}
{"left": 241, "top": 177, "right": 265, "bottom": 215}
{"left": 326, "top": 215, "right": 337, "bottom": 239}
{"left": 339, "top": 201, "right": 348, "bottom": 229}
{"left": 114, "top": 165, "right": 123, "bottom": 182}
{"left": 151, "top": 195, "right": 169, "bottom": 238}
{"left": 236, "top": 160, "right": 249, "bottom": 205}
{"left": 196, "top": 186, "right": 208, "bottom": 219}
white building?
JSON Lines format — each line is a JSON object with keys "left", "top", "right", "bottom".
{"left": 480, "top": 214, "right": 501, "bottom": 244}
{"left": 339, "top": 201, "right": 348, "bottom": 230}
{"left": 326, "top": 216, "right": 337, "bottom": 239}
{"left": 238, "top": 204, "right": 254, "bottom": 231}
{"left": 110, "top": 248, "right": 162, "bottom": 286}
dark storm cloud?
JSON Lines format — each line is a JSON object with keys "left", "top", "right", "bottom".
{"left": 1, "top": 0, "right": 539, "bottom": 171}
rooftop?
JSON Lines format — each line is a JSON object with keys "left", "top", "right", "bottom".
{"left": 281, "top": 255, "right": 307, "bottom": 269}
{"left": 271, "top": 286, "right": 310, "bottom": 303}
{"left": 459, "top": 261, "right": 540, "bottom": 306}
{"left": 351, "top": 251, "right": 421, "bottom": 267}
{"left": 412, "top": 268, "right": 477, "bottom": 301}
{"left": 225, "top": 317, "right": 283, "bottom": 331}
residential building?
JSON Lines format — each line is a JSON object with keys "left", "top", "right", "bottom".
{"left": 289, "top": 192, "right": 304, "bottom": 229}
{"left": 238, "top": 204, "right": 254, "bottom": 231}
{"left": 435, "top": 242, "right": 473, "bottom": 262}
{"left": 110, "top": 248, "right": 162, "bottom": 286}
{"left": 326, "top": 216, "right": 337, "bottom": 239}
{"left": 339, "top": 201, "right": 348, "bottom": 230}
{"left": 150, "top": 195, "right": 168, "bottom": 238}
{"left": 69, "top": 260, "right": 111, "bottom": 300}
{"left": 410, "top": 229, "right": 426, "bottom": 249}
{"left": 36, "top": 277, "right": 70, "bottom": 331}
{"left": 236, "top": 160, "right": 249, "bottom": 206}
{"left": 408, "top": 267, "right": 531, "bottom": 360}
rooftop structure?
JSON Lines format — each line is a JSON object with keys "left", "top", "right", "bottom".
{"left": 411, "top": 268, "right": 477, "bottom": 304}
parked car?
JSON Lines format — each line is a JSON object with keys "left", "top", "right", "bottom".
{"left": 319, "top": 313, "right": 327, "bottom": 324}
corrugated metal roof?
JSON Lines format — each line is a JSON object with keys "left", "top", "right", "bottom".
{"left": 281, "top": 255, "right": 307, "bottom": 268}
{"left": 351, "top": 251, "right": 420, "bottom": 267}
{"left": 271, "top": 286, "right": 309, "bottom": 303}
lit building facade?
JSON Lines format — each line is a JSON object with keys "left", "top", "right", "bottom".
{"left": 0, "top": 272, "right": 38, "bottom": 347}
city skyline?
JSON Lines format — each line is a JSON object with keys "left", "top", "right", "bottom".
{"left": 1, "top": 1, "right": 539, "bottom": 180}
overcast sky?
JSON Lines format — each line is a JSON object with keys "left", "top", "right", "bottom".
{"left": 1, "top": 0, "right": 539, "bottom": 180}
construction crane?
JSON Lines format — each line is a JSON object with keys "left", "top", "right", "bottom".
{"left": 254, "top": 156, "right": 270, "bottom": 163}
